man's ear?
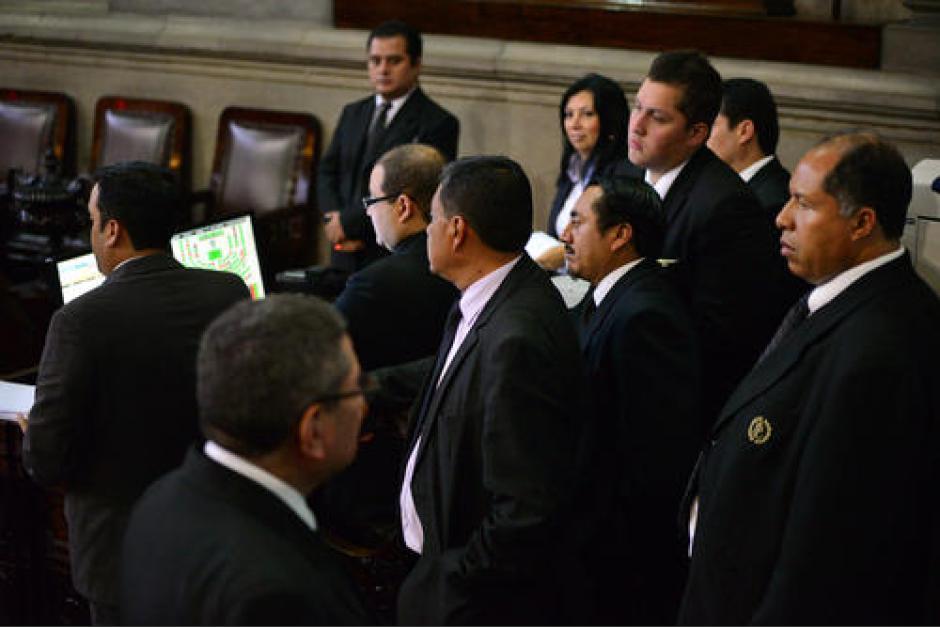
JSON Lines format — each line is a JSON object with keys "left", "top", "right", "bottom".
{"left": 103, "top": 219, "right": 121, "bottom": 248}
{"left": 397, "top": 195, "right": 415, "bottom": 224}
{"left": 737, "top": 119, "right": 756, "bottom": 146}
{"left": 688, "top": 121, "right": 710, "bottom": 148}
{"left": 451, "top": 215, "right": 468, "bottom": 252}
{"left": 609, "top": 222, "right": 634, "bottom": 253}
{"left": 849, "top": 206, "right": 878, "bottom": 241}
{"left": 296, "top": 404, "right": 328, "bottom": 461}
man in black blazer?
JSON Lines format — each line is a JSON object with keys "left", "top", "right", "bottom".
{"left": 680, "top": 133, "right": 940, "bottom": 624}
{"left": 625, "top": 51, "right": 792, "bottom": 434}
{"left": 398, "top": 157, "right": 588, "bottom": 624}
{"left": 318, "top": 20, "right": 460, "bottom": 273}
{"left": 315, "top": 144, "right": 457, "bottom": 548}
{"left": 708, "top": 78, "right": 790, "bottom": 214}
{"left": 21, "top": 162, "right": 249, "bottom": 624}
{"left": 121, "top": 295, "right": 372, "bottom": 625}
{"left": 709, "top": 77, "right": 809, "bottom": 358}
{"left": 562, "top": 177, "right": 700, "bottom": 624}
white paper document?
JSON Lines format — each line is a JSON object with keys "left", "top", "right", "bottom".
{"left": 0, "top": 380, "right": 35, "bottom": 421}
{"left": 525, "top": 230, "right": 562, "bottom": 260}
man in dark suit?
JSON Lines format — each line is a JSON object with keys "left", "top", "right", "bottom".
{"left": 398, "top": 157, "right": 587, "bottom": 624}
{"left": 625, "top": 51, "right": 791, "bottom": 434}
{"left": 709, "top": 77, "right": 809, "bottom": 342}
{"left": 679, "top": 132, "right": 940, "bottom": 624}
{"left": 318, "top": 20, "right": 460, "bottom": 273}
{"left": 315, "top": 144, "right": 457, "bottom": 549}
{"left": 121, "top": 295, "right": 372, "bottom": 625}
{"left": 708, "top": 78, "right": 790, "bottom": 214}
{"left": 21, "top": 162, "right": 249, "bottom": 624}
{"left": 561, "top": 176, "right": 700, "bottom": 624}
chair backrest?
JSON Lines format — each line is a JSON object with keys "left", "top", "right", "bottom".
{"left": 209, "top": 106, "right": 320, "bottom": 216}
{"left": 89, "top": 96, "right": 190, "bottom": 186}
{"left": 0, "top": 88, "right": 74, "bottom": 178}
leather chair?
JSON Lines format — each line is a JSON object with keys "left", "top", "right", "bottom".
{"left": 197, "top": 106, "right": 321, "bottom": 282}
{"left": 89, "top": 96, "right": 191, "bottom": 186}
{"left": 0, "top": 88, "right": 74, "bottom": 185}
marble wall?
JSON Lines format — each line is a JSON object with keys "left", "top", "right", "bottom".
{"left": 1, "top": 7, "right": 937, "bottom": 263}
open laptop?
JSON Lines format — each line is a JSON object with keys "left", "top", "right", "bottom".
{"left": 170, "top": 213, "right": 266, "bottom": 299}
{"left": 55, "top": 252, "right": 105, "bottom": 304}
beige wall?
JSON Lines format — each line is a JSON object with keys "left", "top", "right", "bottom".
{"left": 1, "top": 9, "right": 938, "bottom": 262}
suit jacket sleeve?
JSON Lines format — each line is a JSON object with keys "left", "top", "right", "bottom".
{"left": 751, "top": 339, "right": 935, "bottom": 624}
{"left": 22, "top": 306, "right": 94, "bottom": 486}
{"left": 317, "top": 105, "right": 354, "bottom": 220}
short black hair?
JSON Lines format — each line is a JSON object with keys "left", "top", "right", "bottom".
{"left": 819, "top": 131, "right": 911, "bottom": 240}
{"left": 197, "top": 295, "right": 350, "bottom": 457}
{"left": 438, "top": 156, "right": 532, "bottom": 253}
{"left": 720, "top": 78, "right": 780, "bottom": 155}
{"left": 647, "top": 50, "right": 723, "bottom": 129}
{"left": 557, "top": 73, "right": 629, "bottom": 188}
{"left": 92, "top": 161, "right": 180, "bottom": 250}
{"left": 592, "top": 176, "right": 665, "bottom": 259}
{"left": 367, "top": 20, "right": 422, "bottom": 63}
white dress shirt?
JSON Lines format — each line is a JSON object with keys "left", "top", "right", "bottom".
{"left": 555, "top": 155, "right": 596, "bottom": 237}
{"left": 373, "top": 87, "right": 415, "bottom": 128}
{"left": 645, "top": 160, "right": 689, "bottom": 201}
{"left": 739, "top": 155, "right": 775, "bottom": 183}
{"left": 400, "top": 255, "right": 522, "bottom": 554}
{"left": 592, "top": 257, "right": 645, "bottom": 307}
{"left": 204, "top": 440, "right": 317, "bottom": 531}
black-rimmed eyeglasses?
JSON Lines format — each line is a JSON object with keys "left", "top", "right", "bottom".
{"left": 361, "top": 193, "right": 400, "bottom": 210}
{"left": 309, "top": 372, "right": 380, "bottom": 405}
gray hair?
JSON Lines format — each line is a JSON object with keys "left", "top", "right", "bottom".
{"left": 197, "top": 294, "right": 350, "bottom": 457}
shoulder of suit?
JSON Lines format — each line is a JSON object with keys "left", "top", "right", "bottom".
{"left": 410, "top": 87, "right": 457, "bottom": 121}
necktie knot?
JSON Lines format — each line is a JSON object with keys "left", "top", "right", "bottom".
{"left": 757, "top": 293, "right": 810, "bottom": 364}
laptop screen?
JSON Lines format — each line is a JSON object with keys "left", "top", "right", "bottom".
{"left": 56, "top": 252, "right": 105, "bottom": 304}
{"left": 170, "top": 214, "right": 265, "bottom": 299}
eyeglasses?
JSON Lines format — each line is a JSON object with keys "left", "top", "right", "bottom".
{"left": 361, "top": 192, "right": 400, "bottom": 210}
{"left": 309, "top": 372, "right": 379, "bottom": 405}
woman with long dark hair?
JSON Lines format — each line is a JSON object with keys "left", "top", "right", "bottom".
{"left": 535, "top": 73, "right": 629, "bottom": 271}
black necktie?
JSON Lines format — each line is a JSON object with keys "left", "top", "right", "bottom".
{"left": 757, "top": 293, "right": 810, "bottom": 364}
{"left": 580, "top": 289, "right": 597, "bottom": 327}
{"left": 364, "top": 100, "right": 390, "bottom": 161}
{"left": 415, "top": 303, "right": 462, "bottom": 432}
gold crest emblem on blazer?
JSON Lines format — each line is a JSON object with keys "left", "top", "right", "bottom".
{"left": 747, "top": 416, "right": 772, "bottom": 445}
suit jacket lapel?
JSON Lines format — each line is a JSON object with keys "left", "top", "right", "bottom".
{"left": 581, "top": 259, "right": 657, "bottom": 347}
{"left": 412, "top": 255, "right": 537, "bottom": 462}
{"left": 710, "top": 255, "right": 915, "bottom": 435}
{"left": 660, "top": 147, "right": 708, "bottom": 225}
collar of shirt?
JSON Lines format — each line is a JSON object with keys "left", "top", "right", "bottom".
{"left": 566, "top": 153, "right": 596, "bottom": 184}
{"left": 594, "top": 257, "right": 645, "bottom": 306}
{"left": 374, "top": 86, "right": 416, "bottom": 127}
{"left": 458, "top": 255, "right": 522, "bottom": 330}
{"left": 739, "top": 154, "right": 776, "bottom": 183}
{"left": 204, "top": 440, "right": 317, "bottom": 532}
{"left": 807, "top": 245, "right": 905, "bottom": 315}
{"left": 110, "top": 254, "right": 149, "bottom": 274}
{"left": 645, "top": 159, "right": 689, "bottom": 200}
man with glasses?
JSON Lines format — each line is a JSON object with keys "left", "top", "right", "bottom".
{"left": 121, "top": 295, "right": 373, "bottom": 625}
{"left": 315, "top": 144, "right": 457, "bottom": 552}
{"left": 318, "top": 20, "right": 460, "bottom": 273}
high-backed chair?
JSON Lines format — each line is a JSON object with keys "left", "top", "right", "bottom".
{"left": 0, "top": 88, "right": 75, "bottom": 184}
{"left": 89, "top": 96, "right": 191, "bottom": 186}
{"left": 198, "top": 106, "right": 321, "bottom": 281}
